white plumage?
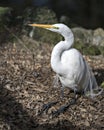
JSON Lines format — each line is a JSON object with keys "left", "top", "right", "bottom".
{"left": 29, "top": 23, "right": 103, "bottom": 97}
{"left": 50, "top": 23, "right": 103, "bottom": 97}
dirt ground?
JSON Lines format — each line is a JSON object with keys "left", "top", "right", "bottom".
{"left": 0, "top": 36, "right": 104, "bottom": 130}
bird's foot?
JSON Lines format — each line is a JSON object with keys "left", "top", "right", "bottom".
{"left": 38, "top": 101, "right": 58, "bottom": 115}
{"left": 52, "top": 99, "right": 76, "bottom": 118}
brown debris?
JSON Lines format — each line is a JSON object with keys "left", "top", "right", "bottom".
{"left": 0, "top": 39, "right": 104, "bottom": 130}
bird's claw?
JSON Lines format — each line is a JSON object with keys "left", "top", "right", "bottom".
{"left": 52, "top": 99, "right": 76, "bottom": 118}
{"left": 70, "top": 98, "right": 76, "bottom": 104}
{"left": 52, "top": 104, "right": 69, "bottom": 117}
{"left": 38, "top": 98, "right": 76, "bottom": 117}
{"left": 38, "top": 101, "right": 58, "bottom": 115}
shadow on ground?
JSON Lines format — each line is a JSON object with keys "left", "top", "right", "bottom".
{"left": 0, "top": 85, "right": 38, "bottom": 130}
{"left": 0, "top": 40, "right": 103, "bottom": 130}
{"left": 94, "top": 69, "right": 104, "bottom": 86}
{"left": 0, "top": 85, "right": 78, "bottom": 130}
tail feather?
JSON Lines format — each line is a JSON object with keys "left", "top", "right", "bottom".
{"left": 84, "top": 63, "right": 103, "bottom": 97}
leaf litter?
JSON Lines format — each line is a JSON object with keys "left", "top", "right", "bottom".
{"left": 0, "top": 36, "right": 104, "bottom": 130}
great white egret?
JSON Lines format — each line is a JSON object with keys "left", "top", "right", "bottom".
{"left": 29, "top": 23, "right": 102, "bottom": 96}
{"left": 28, "top": 23, "right": 103, "bottom": 116}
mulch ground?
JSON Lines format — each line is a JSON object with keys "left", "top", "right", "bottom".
{"left": 0, "top": 36, "right": 104, "bottom": 130}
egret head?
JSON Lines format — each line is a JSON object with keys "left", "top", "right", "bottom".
{"left": 28, "top": 23, "right": 73, "bottom": 38}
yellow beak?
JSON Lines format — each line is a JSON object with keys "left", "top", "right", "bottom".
{"left": 28, "top": 23, "right": 53, "bottom": 29}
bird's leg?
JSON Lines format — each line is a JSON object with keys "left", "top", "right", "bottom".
{"left": 38, "top": 101, "right": 58, "bottom": 115}
{"left": 38, "top": 77, "right": 64, "bottom": 115}
{"left": 52, "top": 99, "right": 76, "bottom": 118}
{"left": 60, "top": 86, "right": 64, "bottom": 99}
{"left": 52, "top": 88, "right": 78, "bottom": 118}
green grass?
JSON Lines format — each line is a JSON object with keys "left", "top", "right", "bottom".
{"left": 74, "top": 41, "right": 101, "bottom": 55}
{"left": 0, "top": 7, "right": 10, "bottom": 16}
{"left": 0, "top": 7, "right": 11, "bottom": 29}
{"left": 32, "top": 29, "right": 103, "bottom": 56}
{"left": 101, "top": 82, "right": 104, "bottom": 88}
{"left": 99, "top": 46, "right": 104, "bottom": 56}
{"left": 32, "top": 28, "right": 62, "bottom": 44}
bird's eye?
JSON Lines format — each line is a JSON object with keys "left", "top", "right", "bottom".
{"left": 53, "top": 26, "right": 59, "bottom": 29}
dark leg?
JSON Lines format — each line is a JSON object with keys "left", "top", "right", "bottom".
{"left": 60, "top": 86, "right": 64, "bottom": 99}
{"left": 52, "top": 89, "right": 78, "bottom": 118}
{"left": 52, "top": 97, "right": 77, "bottom": 118}
{"left": 38, "top": 101, "right": 58, "bottom": 115}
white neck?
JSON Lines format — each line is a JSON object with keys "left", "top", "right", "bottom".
{"left": 51, "top": 32, "right": 74, "bottom": 74}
